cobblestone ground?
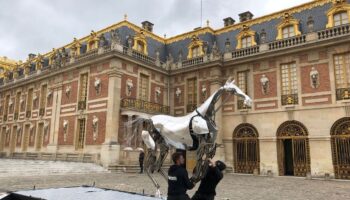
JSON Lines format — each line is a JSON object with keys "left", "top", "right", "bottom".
{"left": 0, "top": 172, "right": 350, "bottom": 200}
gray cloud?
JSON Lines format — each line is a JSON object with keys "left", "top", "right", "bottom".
{"left": 0, "top": 0, "right": 309, "bottom": 60}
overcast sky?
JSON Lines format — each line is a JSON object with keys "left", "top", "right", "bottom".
{"left": 0, "top": 0, "right": 310, "bottom": 61}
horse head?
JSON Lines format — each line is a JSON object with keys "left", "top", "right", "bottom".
{"left": 223, "top": 77, "right": 252, "bottom": 107}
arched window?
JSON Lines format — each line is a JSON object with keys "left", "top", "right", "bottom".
{"left": 132, "top": 30, "right": 148, "bottom": 55}
{"left": 334, "top": 11, "right": 349, "bottom": 26}
{"left": 191, "top": 46, "right": 201, "bottom": 58}
{"left": 136, "top": 41, "right": 145, "bottom": 53}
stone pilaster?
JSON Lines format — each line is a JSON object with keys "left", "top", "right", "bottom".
{"left": 100, "top": 59, "right": 123, "bottom": 167}
{"left": 47, "top": 83, "right": 63, "bottom": 153}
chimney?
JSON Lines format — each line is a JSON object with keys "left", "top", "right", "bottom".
{"left": 142, "top": 21, "right": 154, "bottom": 32}
{"left": 28, "top": 53, "right": 36, "bottom": 60}
{"left": 223, "top": 17, "right": 235, "bottom": 27}
{"left": 239, "top": 11, "right": 254, "bottom": 22}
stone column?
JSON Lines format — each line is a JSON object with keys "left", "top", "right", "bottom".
{"left": 209, "top": 67, "right": 226, "bottom": 162}
{"left": 47, "top": 84, "right": 62, "bottom": 153}
{"left": 100, "top": 59, "right": 123, "bottom": 167}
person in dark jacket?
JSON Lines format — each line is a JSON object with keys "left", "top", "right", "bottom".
{"left": 138, "top": 149, "right": 145, "bottom": 174}
{"left": 191, "top": 159, "right": 226, "bottom": 200}
{"left": 167, "top": 152, "right": 195, "bottom": 200}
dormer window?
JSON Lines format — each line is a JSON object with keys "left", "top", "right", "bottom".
{"left": 282, "top": 25, "right": 295, "bottom": 39}
{"left": 187, "top": 35, "right": 204, "bottom": 59}
{"left": 326, "top": 0, "right": 350, "bottom": 28}
{"left": 276, "top": 13, "right": 301, "bottom": 40}
{"left": 191, "top": 46, "right": 201, "bottom": 58}
{"left": 132, "top": 30, "right": 148, "bottom": 55}
{"left": 241, "top": 36, "right": 252, "bottom": 48}
{"left": 136, "top": 41, "right": 145, "bottom": 53}
{"left": 334, "top": 11, "right": 349, "bottom": 26}
{"left": 236, "top": 25, "right": 257, "bottom": 49}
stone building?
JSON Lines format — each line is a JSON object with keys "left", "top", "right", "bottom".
{"left": 0, "top": 0, "right": 350, "bottom": 179}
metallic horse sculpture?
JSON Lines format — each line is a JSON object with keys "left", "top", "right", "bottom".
{"left": 137, "top": 77, "right": 252, "bottom": 194}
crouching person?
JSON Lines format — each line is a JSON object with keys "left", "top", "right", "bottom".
{"left": 167, "top": 152, "right": 195, "bottom": 200}
{"left": 191, "top": 159, "right": 226, "bottom": 200}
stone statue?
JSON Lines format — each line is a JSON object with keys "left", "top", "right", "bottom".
{"left": 310, "top": 66, "right": 319, "bottom": 89}
{"left": 98, "top": 33, "right": 108, "bottom": 48}
{"left": 175, "top": 87, "right": 182, "bottom": 99}
{"left": 201, "top": 84, "right": 207, "bottom": 100}
{"left": 65, "top": 86, "right": 71, "bottom": 97}
{"left": 155, "top": 87, "right": 161, "bottom": 103}
{"left": 110, "top": 29, "right": 121, "bottom": 45}
{"left": 94, "top": 77, "right": 101, "bottom": 94}
{"left": 133, "top": 77, "right": 252, "bottom": 196}
{"left": 260, "top": 74, "right": 269, "bottom": 95}
{"left": 63, "top": 120, "right": 68, "bottom": 142}
{"left": 126, "top": 79, "right": 133, "bottom": 96}
{"left": 92, "top": 115, "right": 99, "bottom": 141}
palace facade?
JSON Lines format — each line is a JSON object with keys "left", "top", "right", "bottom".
{"left": 1, "top": 0, "right": 350, "bottom": 179}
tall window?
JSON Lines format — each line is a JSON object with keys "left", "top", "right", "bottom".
{"left": 282, "top": 25, "right": 295, "bottom": 39}
{"left": 241, "top": 37, "right": 252, "bottom": 48}
{"left": 26, "top": 88, "right": 33, "bottom": 118}
{"left": 187, "top": 78, "right": 197, "bottom": 112}
{"left": 14, "top": 92, "right": 21, "bottom": 120}
{"left": 334, "top": 12, "right": 349, "bottom": 26}
{"left": 39, "top": 85, "right": 47, "bottom": 116}
{"left": 78, "top": 73, "right": 88, "bottom": 110}
{"left": 3, "top": 95, "right": 10, "bottom": 121}
{"left": 281, "top": 63, "right": 298, "bottom": 105}
{"left": 76, "top": 118, "right": 86, "bottom": 149}
{"left": 334, "top": 53, "right": 350, "bottom": 100}
{"left": 191, "top": 46, "right": 201, "bottom": 58}
{"left": 237, "top": 71, "right": 250, "bottom": 109}
{"left": 139, "top": 74, "right": 149, "bottom": 101}
{"left": 136, "top": 41, "right": 145, "bottom": 53}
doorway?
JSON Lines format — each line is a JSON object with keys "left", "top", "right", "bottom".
{"left": 283, "top": 139, "right": 294, "bottom": 176}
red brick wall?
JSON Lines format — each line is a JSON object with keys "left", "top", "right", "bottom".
{"left": 58, "top": 116, "right": 76, "bottom": 145}
{"left": 254, "top": 71, "right": 277, "bottom": 99}
{"left": 301, "top": 63, "right": 331, "bottom": 94}
{"left": 121, "top": 74, "right": 138, "bottom": 99}
{"left": 89, "top": 74, "right": 109, "bottom": 100}
{"left": 85, "top": 112, "right": 106, "bottom": 145}
{"left": 61, "top": 81, "right": 78, "bottom": 105}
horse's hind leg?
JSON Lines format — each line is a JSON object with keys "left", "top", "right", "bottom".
{"left": 154, "top": 138, "right": 169, "bottom": 181}
{"left": 144, "top": 147, "right": 160, "bottom": 189}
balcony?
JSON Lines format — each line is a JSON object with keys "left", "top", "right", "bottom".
{"left": 318, "top": 24, "right": 350, "bottom": 40}
{"left": 232, "top": 46, "right": 260, "bottom": 59}
{"left": 78, "top": 101, "right": 87, "bottom": 110}
{"left": 268, "top": 35, "right": 306, "bottom": 50}
{"left": 186, "top": 104, "right": 197, "bottom": 113}
{"left": 121, "top": 98, "right": 169, "bottom": 115}
{"left": 336, "top": 88, "right": 350, "bottom": 101}
{"left": 39, "top": 108, "right": 45, "bottom": 116}
{"left": 281, "top": 94, "right": 298, "bottom": 106}
{"left": 182, "top": 56, "right": 204, "bottom": 67}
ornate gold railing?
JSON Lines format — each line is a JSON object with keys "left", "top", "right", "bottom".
{"left": 121, "top": 98, "right": 169, "bottom": 114}
{"left": 281, "top": 94, "right": 298, "bottom": 106}
{"left": 336, "top": 88, "right": 350, "bottom": 101}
